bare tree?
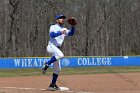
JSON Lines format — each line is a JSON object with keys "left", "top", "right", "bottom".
{"left": 0, "top": 0, "right": 139, "bottom": 57}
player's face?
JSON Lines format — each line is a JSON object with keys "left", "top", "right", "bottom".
{"left": 57, "top": 18, "right": 64, "bottom": 24}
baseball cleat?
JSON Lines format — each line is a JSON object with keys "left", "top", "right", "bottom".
{"left": 41, "top": 64, "right": 49, "bottom": 74}
{"left": 48, "top": 83, "right": 60, "bottom": 91}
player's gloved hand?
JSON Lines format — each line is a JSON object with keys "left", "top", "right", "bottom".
{"left": 61, "top": 28, "right": 68, "bottom": 34}
{"left": 67, "top": 17, "right": 77, "bottom": 26}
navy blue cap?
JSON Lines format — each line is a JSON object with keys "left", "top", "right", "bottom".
{"left": 55, "top": 14, "right": 66, "bottom": 20}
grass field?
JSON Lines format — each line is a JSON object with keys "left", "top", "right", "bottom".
{"left": 0, "top": 66, "right": 140, "bottom": 77}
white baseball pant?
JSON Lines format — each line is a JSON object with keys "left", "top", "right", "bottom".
{"left": 47, "top": 43, "right": 64, "bottom": 74}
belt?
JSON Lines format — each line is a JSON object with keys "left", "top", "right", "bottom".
{"left": 57, "top": 46, "right": 61, "bottom": 49}
{"left": 49, "top": 42, "right": 61, "bottom": 49}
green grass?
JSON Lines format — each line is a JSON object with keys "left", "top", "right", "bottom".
{"left": 61, "top": 66, "right": 140, "bottom": 75}
{"left": 0, "top": 66, "right": 140, "bottom": 77}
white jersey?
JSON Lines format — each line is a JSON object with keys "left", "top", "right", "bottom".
{"left": 48, "top": 24, "right": 69, "bottom": 46}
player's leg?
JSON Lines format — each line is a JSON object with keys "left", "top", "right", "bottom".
{"left": 41, "top": 55, "right": 56, "bottom": 74}
{"left": 47, "top": 44, "right": 64, "bottom": 65}
{"left": 49, "top": 61, "right": 61, "bottom": 90}
{"left": 41, "top": 44, "right": 63, "bottom": 74}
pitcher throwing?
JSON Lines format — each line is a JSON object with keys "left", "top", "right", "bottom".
{"left": 41, "top": 14, "right": 77, "bottom": 91}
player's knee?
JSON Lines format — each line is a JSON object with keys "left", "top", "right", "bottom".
{"left": 55, "top": 53, "right": 64, "bottom": 60}
{"left": 54, "top": 69, "right": 61, "bottom": 75}
{"left": 60, "top": 53, "right": 64, "bottom": 58}
{"left": 58, "top": 53, "right": 64, "bottom": 59}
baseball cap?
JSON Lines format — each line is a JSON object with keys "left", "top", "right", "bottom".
{"left": 55, "top": 14, "right": 66, "bottom": 20}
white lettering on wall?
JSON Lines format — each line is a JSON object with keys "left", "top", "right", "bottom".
{"left": 28, "top": 59, "right": 32, "bottom": 67}
{"left": 33, "top": 59, "right": 38, "bottom": 66}
{"left": 14, "top": 58, "right": 48, "bottom": 67}
{"left": 22, "top": 59, "right": 27, "bottom": 67}
{"left": 14, "top": 59, "right": 20, "bottom": 67}
{"left": 38, "top": 59, "right": 43, "bottom": 66}
{"left": 78, "top": 57, "right": 112, "bottom": 66}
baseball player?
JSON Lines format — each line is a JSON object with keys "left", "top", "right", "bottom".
{"left": 41, "top": 14, "right": 76, "bottom": 90}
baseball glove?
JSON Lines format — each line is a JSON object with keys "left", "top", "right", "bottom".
{"left": 67, "top": 17, "right": 77, "bottom": 25}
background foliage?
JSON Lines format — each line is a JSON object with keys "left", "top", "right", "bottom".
{"left": 0, "top": 0, "right": 140, "bottom": 57}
